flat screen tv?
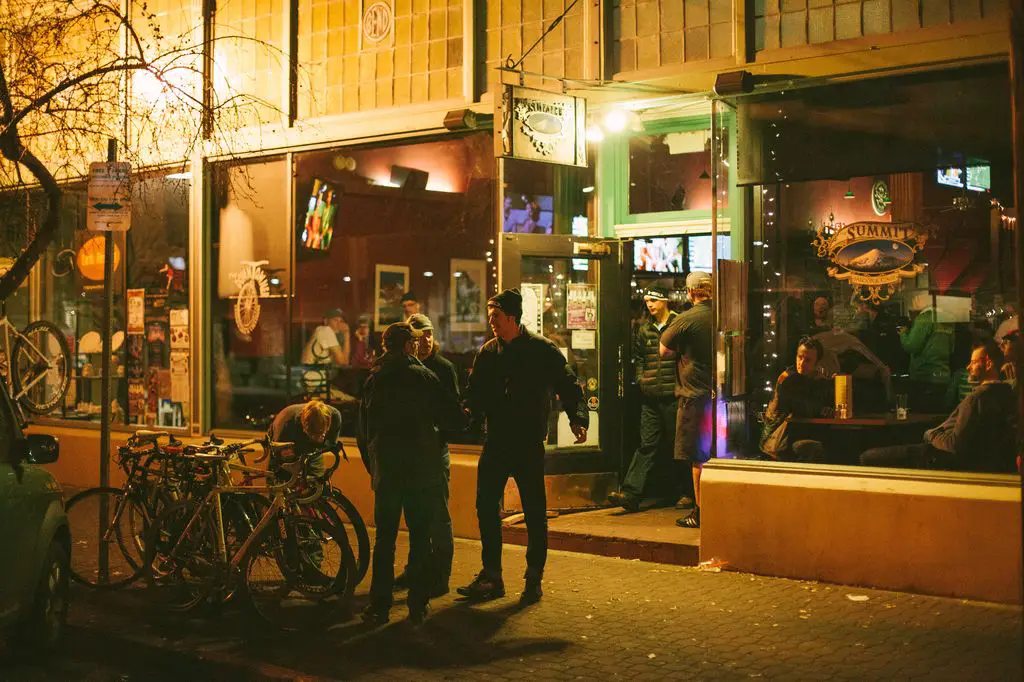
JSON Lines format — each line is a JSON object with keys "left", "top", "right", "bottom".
{"left": 687, "top": 235, "right": 731, "bottom": 272}
{"left": 634, "top": 237, "right": 684, "bottom": 273}
{"left": 936, "top": 167, "right": 964, "bottom": 188}
{"left": 503, "top": 194, "right": 553, "bottom": 234}
{"left": 301, "top": 178, "right": 337, "bottom": 251}
{"left": 966, "top": 164, "right": 990, "bottom": 192}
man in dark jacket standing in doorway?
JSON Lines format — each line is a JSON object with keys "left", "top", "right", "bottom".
{"left": 459, "top": 288, "right": 588, "bottom": 605}
{"left": 609, "top": 286, "right": 679, "bottom": 512}
{"left": 357, "top": 322, "right": 463, "bottom": 626}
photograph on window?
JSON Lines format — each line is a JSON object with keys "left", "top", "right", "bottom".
{"left": 450, "top": 258, "right": 487, "bottom": 332}
{"left": 374, "top": 264, "right": 409, "bottom": 329}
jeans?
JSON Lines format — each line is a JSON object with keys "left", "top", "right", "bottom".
{"left": 404, "top": 460, "right": 454, "bottom": 587}
{"left": 622, "top": 395, "right": 678, "bottom": 502}
{"left": 368, "top": 484, "right": 440, "bottom": 611}
{"left": 476, "top": 440, "right": 546, "bottom": 581}
{"left": 859, "top": 442, "right": 951, "bottom": 469}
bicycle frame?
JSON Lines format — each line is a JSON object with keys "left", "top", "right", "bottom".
{"left": 0, "top": 314, "right": 58, "bottom": 399}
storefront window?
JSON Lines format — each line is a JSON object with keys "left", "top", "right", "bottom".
{"left": 629, "top": 129, "right": 717, "bottom": 214}
{"left": 31, "top": 173, "right": 191, "bottom": 427}
{"left": 210, "top": 158, "right": 291, "bottom": 430}
{"left": 732, "top": 64, "right": 1018, "bottom": 474}
{"left": 210, "top": 135, "right": 497, "bottom": 438}
{"left": 502, "top": 159, "right": 595, "bottom": 236}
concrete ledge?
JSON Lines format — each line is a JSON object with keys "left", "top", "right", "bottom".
{"left": 701, "top": 459, "right": 1023, "bottom": 604}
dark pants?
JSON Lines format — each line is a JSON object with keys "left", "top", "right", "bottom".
{"left": 404, "top": 461, "right": 454, "bottom": 588}
{"left": 622, "top": 395, "right": 677, "bottom": 502}
{"left": 369, "top": 484, "right": 440, "bottom": 612}
{"left": 476, "top": 440, "right": 546, "bottom": 581}
{"left": 860, "top": 442, "right": 956, "bottom": 470}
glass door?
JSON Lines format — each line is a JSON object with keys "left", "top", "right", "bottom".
{"left": 501, "top": 233, "right": 629, "bottom": 467}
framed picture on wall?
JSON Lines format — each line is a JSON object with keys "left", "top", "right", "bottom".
{"left": 450, "top": 258, "right": 487, "bottom": 332}
{"left": 374, "top": 264, "right": 409, "bottom": 330}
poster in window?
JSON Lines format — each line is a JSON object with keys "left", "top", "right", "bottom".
{"left": 450, "top": 258, "right": 487, "bottom": 332}
{"left": 566, "top": 284, "right": 597, "bottom": 330}
{"left": 127, "top": 288, "right": 145, "bottom": 334}
{"left": 374, "top": 264, "right": 409, "bottom": 330}
{"left": 520, "top": 283, "right": 544, "bottom": 335}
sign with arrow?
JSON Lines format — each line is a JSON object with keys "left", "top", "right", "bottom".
{"left": 87, "top": 161, "right": 132, "bottom": 231}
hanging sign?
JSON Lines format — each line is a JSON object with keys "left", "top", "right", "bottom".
{"left": 499, "top": 85, "right": 587, "bottom": 168}
{"left": 566, "top": 283, "right": 597, "bottom": 330}
{"left": 811, "top": 220, "right": 929, "bottom": 303}
{"left": 231, "top": 260, "right": 270, "bottom": 339}
{"left": 521, "top": 283, "right": 545, "bottom": 335}
{"left": 87, "top": 162, "right": 132, "bottom": 232}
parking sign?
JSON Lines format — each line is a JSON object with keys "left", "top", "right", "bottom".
{"left": 87, "top": 162, "right": 132, "bottom": 231}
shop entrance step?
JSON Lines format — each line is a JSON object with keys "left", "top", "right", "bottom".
{"left": 502, "top": 506, "right": 700, "bottom": 567}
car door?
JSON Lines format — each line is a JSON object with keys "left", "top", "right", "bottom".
{"left": 0, "top": 396, "right": 42, "bottom": 625}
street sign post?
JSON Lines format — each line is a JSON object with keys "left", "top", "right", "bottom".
{"left": 87, "top": 161, "right": 132, "bottom": 232}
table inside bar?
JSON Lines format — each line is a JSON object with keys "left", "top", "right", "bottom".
{"left": 787, "top": 412, "right": 946, "bottom": 464}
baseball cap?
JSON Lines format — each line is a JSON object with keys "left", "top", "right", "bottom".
{"left": 644, "top": 286, "right": 669, "bottom": 301}
{"left": 408, "top": 313, "right": 434, "bottom": 331}
{"left": 400, "top": 291, "right": 418, "bottom": 303}
{"left": 685, "top": 271, "right": 712, "bottom": 294}
{"left": 381, "top": 321, "right": 422, "bottom": 351}
{"left": 324, "top": 307, "right": 344, "bottom": 320}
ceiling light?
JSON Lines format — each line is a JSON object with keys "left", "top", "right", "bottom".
{"left": 586, "top": 125, "right": 604, "bottom": 143}
{"left": 423, "top": 271, "right": 434, "bottom": 277}
{"left": 582, "top": 186, "right": 594, "bottom": 193}
{"left": 603, "top": 110, "right": 627, "bottom": 133}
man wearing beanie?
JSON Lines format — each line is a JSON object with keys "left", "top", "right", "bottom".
{"left": 609, "top": 286, "right": 680, "bottom": 513}
{"left": 459, "top": 288, "right": 589, "bottom": 605}
{"left": 357, "top": 322, "right": 463, "bottom": 626}
{"left": 390, "top": 313, "right": 459, "bottom": 596}
{"left": 660, "top": 270, "right": 714, "bottom": 529}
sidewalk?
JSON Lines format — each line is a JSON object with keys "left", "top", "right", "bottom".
{"left": 6, "top": 533, "right": 1021, "bottom": 681}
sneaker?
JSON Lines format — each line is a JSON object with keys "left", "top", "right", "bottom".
{"left": 361, "top": 604, "right": 390, "bottom": 626}
{"left": 520, "top": 577, "right": 542, "bottom": 605}
{"left": 607, "top": 491, "right": 640, "bottom": 513}
{"left": 675, "top": 496, "right": 696, "bottom": 510}
{"left": 456, "top": 572, "right": 505, "bottom": 600}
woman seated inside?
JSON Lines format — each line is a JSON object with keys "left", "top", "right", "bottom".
{"left": 760, "top": 337, "right": 833, "bottom": 463}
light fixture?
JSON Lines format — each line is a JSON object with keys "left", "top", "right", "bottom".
{"left": 586, "top": 125, "right": 604, "bottom": 143}
{"left": 423, "top": 271, "right": 434, "bottom": 277}
{"left": 603, "top": 110, "right": 627, "bottom": 133}
{"left": 844, "top": 180, "right": 855, "bottom": 200}
{"left": 343, "top": 276, "right": 351, "bottom": 282}
{"left": 453, "top": 271, "right": 463, "bottom": 278}
{"left": 582, "top": 186, "right": 594, "bottom": 193}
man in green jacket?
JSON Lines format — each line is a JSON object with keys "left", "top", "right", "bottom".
{"left": 900, "top": 292, "right": 952, "bottom": 412}
{"left": 609, "top": 286, "right": 680, "bottom": 512}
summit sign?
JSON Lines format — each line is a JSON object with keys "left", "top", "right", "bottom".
{"left": 812, "top": 220, "right": 929, "bottom": 303}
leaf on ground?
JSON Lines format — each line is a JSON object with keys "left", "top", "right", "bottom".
{"left": 846, "top": 594, "right": 870, "bottom": 602}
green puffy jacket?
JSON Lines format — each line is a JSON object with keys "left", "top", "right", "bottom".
{"left": 899, "top": 307, "right": 952, "bottom": 383}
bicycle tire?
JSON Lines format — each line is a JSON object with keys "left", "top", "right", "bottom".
{"left": 66, "top": 487, "right": 148, "bottom": 589}
{"left": 12, "top": 320, "right": 70, "bottom": 415}
{"left": 319, "top": 489, "right": 370, "bottom": 585}
{"left": 243, "top": 514, "right": 356, "bottom": 631}
{"left": 144, "top": 501, "right": 217, "bottom": 613}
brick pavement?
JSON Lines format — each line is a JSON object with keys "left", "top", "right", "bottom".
{"left": 3, "top": 535, "right": 1020, "bottom": 681}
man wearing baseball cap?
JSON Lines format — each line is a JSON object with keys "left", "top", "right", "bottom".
{"left": 609, "top": 286, "right": 680, "bottom": 513}
{"left": 660, "top": 271, "right": 714, "bottom": 528}
{"left": 459, "top": 288, "right": 588, "bottom": 605}
{"left": 357, "top": 322, "right": 464, "bottom": 626}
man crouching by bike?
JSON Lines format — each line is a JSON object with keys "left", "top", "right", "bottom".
{"left": 357, "top": 322, "right": 464, "bottom": 626}
{"left": 266, "top": 398, "right": 342, "bottom": 480}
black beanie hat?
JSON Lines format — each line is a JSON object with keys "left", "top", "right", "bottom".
{"left": 487, "top": 288, "right": 523, "bottom": 319}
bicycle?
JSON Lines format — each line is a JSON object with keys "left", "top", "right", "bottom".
{"left": 66, "top": 430, "right": 184, "bottom": 588}
{"left": 0, "top": 303, "right": 71, "bottom": 415}
{"left": 144, "top": 437, "right": 357, "bottom": 630}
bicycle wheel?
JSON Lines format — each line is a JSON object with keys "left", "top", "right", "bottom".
{"left": 144, "top": 501, "right": 217, "bottom": 613}
{"left": 243, "top": 514, "right": 355, "bottom": 631}
{"left": 12, "top": 320, "right": 70, "bottom": 415}
{"left": 318, "top": 490, "right": 370, "bottom": 585}
{"left": 66, "top": 487, "right": 148, "bottom": 588}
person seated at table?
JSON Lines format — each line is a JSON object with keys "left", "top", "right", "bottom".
{"left": 999, "top": 329, "right": 1018, "bottom": 387}
{"left": 760, "top": 336, "right": 833, "bottom": 463}
{"left": 300, "top": 308, "right": 357, "bottom": 403}
{"left": 859, "top": 340, "right": 1017, "bottom": 473}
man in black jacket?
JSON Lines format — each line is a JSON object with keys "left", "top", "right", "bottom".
{"left": 388, "top": 313, "right": 459, "bottom": 596}
{"left": 609, "top": 286, "right": 679, "bottom": 512}
{"left": 459, "top": 288, "right": 588, "bottom": 605}
{"left": 357, "top": 322, "right": 463, "bottom": 626}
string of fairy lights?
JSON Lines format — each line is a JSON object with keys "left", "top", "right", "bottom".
{"left": 755, "top": 114, "right": 785, "bottom": 412}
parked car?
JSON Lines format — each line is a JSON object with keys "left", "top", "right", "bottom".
{"left": 0, "top": 384, "right": 68, "bottom": 651}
